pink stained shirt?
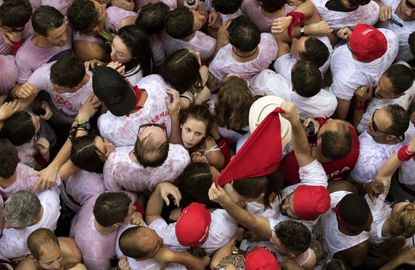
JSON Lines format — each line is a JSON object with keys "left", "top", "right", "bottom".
{"left": 0, "top": 163, "right": 60, "bottom": 200}
{"left": 41, "top": 0, "right": 74, "bottom": 16}
{"left": 105, "top": 6, "right": 137, "bottom": 32}
{"left": 28, "top": 62, "right": 93, "bottom": 118}
{"left": 64, "top": 170, "right": 105, "bottom": 206}
{"left": 97, "top": 74, "right": 172, "bottom": 147}
{"left": 16, "top": 29, "right": 72, "bottom": 83}
{"left": 103, "top": 144, "right": 190, "bottom": 193}
{"left": 209, "top": 33, "right": 278, "bottom": 82}
{"left": 0, "top": 189, "right": 61, "bottom": 259}
{"left": 70, "top": 194, "right": 119, "bottom": 270}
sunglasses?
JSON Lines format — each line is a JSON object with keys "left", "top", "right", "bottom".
{"left": 371, "top": 109, "right": 405, "bottom": 141}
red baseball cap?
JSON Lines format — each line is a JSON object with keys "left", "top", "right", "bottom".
{"left": 245, "top": 248, "right": 280, "bottom": 270}
{"left": 293, "top": 185, "right": 330, "bottom": 220}
{"left": 348, "top": 24, "right": 387, "bottom": 63}
{"left": 175, "top": 203, "right": 211, "bottom": 247}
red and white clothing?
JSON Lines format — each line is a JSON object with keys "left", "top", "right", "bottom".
{"left": 98, "top": 74, "right": 172, "bottom": 147}
{"left": 290, "top": 88, "right": 338, "bottom": 120}
{"left": 365, "top": 194, "right": 391, "bottom": 244}
{"left": 282, "top": 126, "right": 359, "bottom": 184}
{"left": 149, "top": 209, "right": 238, "bottom": 255}
{"left": 351, "top": 124, "right": 415, "bottom": 184}
{"left": 0, "top": 163, "right": 60, "bottom": 199}
{"left": 318, "top": 191, "right": 370, "bottom": 257}
{"left": 209, "top": 33, "right": 278, "bottom": 82}
{"left": 27, "top": 62, "right": 93, "bottom": 118}
{"left": 310, "top": 0, "right": 380, "bottom": 30}
{"left": 248, "top": 69, "right": 292, "bottom": 101}
{"left": 70, "top": 194, "right": 118, "bottom": 270}
{"left": 103, "top": 144, "right": 190, "bottom": 192}
{"left": 16, "top": 30, "right": 72, "bottom": 83}
{"left": 378, "top": 0, "right": 415, "bottom": 62}
{"left": 0, "top": 21, "right": 34, "bottom": 56}
{"left": 330, "top": 29, "right": 399, "bottom": 100}
{"left": 0, "top": 189, "right": 61, "bottom": 259}
{"left": 105, "top": 6, "right": 137, "bottom": 32}
{"left": 162, "top": 31, "right": 216, "bottom": 63}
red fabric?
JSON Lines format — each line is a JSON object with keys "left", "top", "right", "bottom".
{"left": 293, "top": 185, "right": 330, "bottom": 220}
{"left": 348, "top": 24, "right": 387, "bottom": 62}
{"left": 287, "top": 11, "right": 306, "bottom": 38}
{"left": 245, "top": 248, "right": 280, "bottom": 270}
{"left": 10, "top": 41, "right": 23, "bottom": 55}
{"left": 216, "top": 108, "right": 283, "bottom": 186}
{"left": 282, "top": 126, "right": 359, "bottom": 185}
{"left": 217, "top": 138, "right": 233, "bottom": 167}
{"left": 133, "top": 201, "right": 145, "bottom": 215}
{"left": 34, "top": 152, "right": 48, "bottom": 168}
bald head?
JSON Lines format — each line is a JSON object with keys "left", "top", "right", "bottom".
{"left": 27, "top": 228, "right": 60, "bottom": 260}
{"left": 119, "top": 226, "right": 162, "bottom": 260}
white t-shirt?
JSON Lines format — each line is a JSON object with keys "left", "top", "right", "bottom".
{"left": 0, "top": 189, "right": 61, "bottom": 259}
{"left": 162, "top": 31, "right": 216, "bottom": 63}
{"left": 98, "top": 74, "right": 172, "bottom": 147}
{"left": 103, "top": 144, "right": 190, "bottom": 192}
{"left": 209, "top": 33, "right": 278, "bottom": 82}
{"left": 310, "top": 0, "right": 380, "bottom": 30}
{"left": 64, "top": 170, "right": 105, "bottom": 206}
{"left": 28, "top": 62, "right": 93, "bottom": 118}
{"left": 351, "top": 124, "right": 415, "bottom": 183}
{"left": 290, "top": 88, "right": 338, "bottom": 120}
{"left": 318, "top": 191, "right": 370, "bottom": 257}
{"left": 378, "top": 0, "right": 415, "bottom": 62}
{"left": 365, "top": 194, "right": 392, "bottom": 244}
{"left": 248, "top": 69, "right": 292, "bottom": 101}
{"left": 105, "top": 6, "right": 137, "bottom": 32}
{"left": 330, "top": 29, "right": 399, "bottom": 100}
{"left": 41, "top": 0, "right": 74, "bottom": 15}
{"left": 149, "top": 209, "right": 238, "bottom": 255}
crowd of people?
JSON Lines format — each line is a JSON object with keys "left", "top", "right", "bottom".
{"left": 0, "top": 0, "right": 415, "bottom": 269}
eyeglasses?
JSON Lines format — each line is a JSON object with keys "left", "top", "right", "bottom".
{"left": 406, "top": 0, "right": 415, "bottom": 9}
{"left": 371, "top": 109, "right": 405, "bottom": 141}
{"left": 138, "top": 123, "right": 167, "bottom": 135}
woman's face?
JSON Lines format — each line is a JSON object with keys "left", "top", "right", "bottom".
{"left": 111, "top": 35, "right": 132, "bottom": 63}
{"left": 29, "top": 112, "right": 41, "bottom": 133}
{"left": 94, "top": 136, "right": 115, "bottom": 159}
{"left": 181, "top": 117, "right": 207, "bottom": 149}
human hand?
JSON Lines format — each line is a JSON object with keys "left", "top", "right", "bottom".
{"left": 271, "top": 16, "right": 293, "bottom": 35}
{"left": 117, "top": 256, "right": 131, "bottom": 270}
{"left": 408, "top": 136, "right": 415, "bottom": 153}
{"left": 84, "top": 59, "right": 105, "bottom": 71}
{"left": 107, "top": 61, "right": 126, "bottom": 76}
{"left": 0, "top": 100, "right": 21, "bottom": 121}
{"left": 279, "top": 101, "right": 300, "bottom": 124}
{"left": 364, "top": 180, "right": 385, "bottom": 203}
{"left": 165, "top": 89, "right": 180, "bottom": 118}
{"left": 77, "top": 93, "right": 101, "bottom": 122}
{"left": 379, "top": 4, "right": 392, "bottom": 21}
{"left": 336, "top": 27, "right": 352, "bottom": 40}
{"left": 33, "top": 164, "right": 59, "bottom": 191}
{"left": 40, "top": 101, "right": 53, "bottom": 120}
{"left": 36, "top": 138, "right": 50, "bottom": 161}
{"left": 157, "top": 182, "right": 181, "bottom": 207}
{"left": 354, "top": 85, "right": 374, "bottom": 103}
{"left": 16, "top": 83, "right": 38, "bottom": 99}
{"left": 191, "top": 151, "right": 208, "bottom": 163}
{"left": 130, "top": 211, "right": 145, "bottom": 226}
{"left": 111, "top": 0, "right": 135, "bottom": 10}
{"left": 306, "top": 20, "right": 333, "bottom": 36}
{"left": 199, "top": 65, "right": 209, "bottom": 85}
{"left": 208, "top": 183, "right": 233, "bottom": 205}
{"left": 208, "top": 10, "right": 220, "bottom": 27}
{"left": 194, "top": 86, "right": 211, "bottom": 105}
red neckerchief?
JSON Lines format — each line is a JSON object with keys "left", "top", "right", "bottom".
{"left": 127, "top": 86, "right": 143, "bottom": 116}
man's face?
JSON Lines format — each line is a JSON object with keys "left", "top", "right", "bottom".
{"left": 38, "top": 244, "right": 63, "bottom": 270}
{"left": 190, "top": 8, "right": 205, "bottom": 32}
{"left": 291, "top": 36, "right": 308, "bottom": 60}
{"left": 366, "top": 108, "right": 394, "bottom": 143}
{"left": 374, "top": 75, "right": 400, "bottom": 99}
{"left": 280, "top": 193, "right": 297, "bottom": 219}
{"left": 0, "top": 25, "right": 25, "bottom": 44}
{"left": 45, "top": 23, "right": 67, "bottom": 47}
{"left": 136, "top": 228, "right": 164, "bottom": 260}
{"left": 92, "top": 0, "right": 108, "bottom": 32}
{"left": 270, "top": 235, "right": 290, "bottom": 256}
{"left": 398, "top": 0, "right": 415, "bottom": 21}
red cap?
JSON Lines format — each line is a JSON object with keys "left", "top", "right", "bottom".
{"left": 348, "top": 24, "right": 387, "bottom": 62}
{"left": 245, "top": 248, "right": 280, "bottom": 270}
{"left": 293, "top": 185, "right": 330, "bottom": 220}
{"left": 175, "top": 203, "right": 211, "bottom": 247}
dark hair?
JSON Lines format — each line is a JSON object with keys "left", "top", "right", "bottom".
{"left": 31, "top": 5, "right": 64, "bottom": 36}
{"left": 212, "top": 0, "right": 242, "bottom": 14}
{"left": 324, "top": 259, "right": 351, "bottom": 270}
{"left": 93, "top": 192, "right": 131, "bottom": 227}
{"left": 384, "top": 104, "right": 410, "bottom": 138}
{"left": 258, "top": 0, "right": 286, "bottom": 12}
{"left": 228, "top": 15, "right": 260, "bottom": 52}
{"left": 215, "top": 76, "right": 254, "bottom": 130}
{"left": 50, "top": 55, "right": 86, "bottom": 88}
{"left": 353, "top": 0, "right": 370, "bottom": 6}
{"left": 292, "top": 60, "right": 322, "bottom": 98}
{"left": 2, "top": 111, "right": 35, "bottom": 146}
{"left": 27, "top": 228, "right": 60, "bottom": 260}
{"left": 116, "top": 25, "right": 153, "bottom": 76}
{"left": 320, "top": 124, "right": 352, "bottom": 160}
{"left": 300, "top": 37, "right": 329, "bottom": 68}
{"left": 135, "top": 2, "right": 169, "bottom": 35}
{"left": 179, "top": 105, "right": 213, "bottom": 148}
{"left": 70, "top": 135, "right": 106, "bottom": 173}
{"left": 160, "top": 48, "right": 203, "bottom": 94}
{"left": 176, "top": 162, "right": 219, "bottom": 208}
{"left": 339, "top": 193, "right": 371, "bottom": 227}
{"left": 409, "top": 31, "right": 415, "bottom": 58}
{"left": 165, "top": 6, "right": 194, "bottom": 39}
{"left": 0, "top": 138, "right": 18, "bottom": 179}
{"left": 134, "top": 135, "right": 169, "bottom": 168}
{"left": 68, "top": 0, "right": 99, "bottom": 34}
{"left": 232, "top": 176, "right": 280, "bottom": 209}
{"left": 274, "top": 220, "right": 311, "bottom": 254}
{"left": 384, "top": 64, "right": 414, "bottom": 96}
{"left": 119, "top": 226, "right": 151, "bottom": 259}
{"left": 0, "top": 0, "right": 32, "bottom": 28}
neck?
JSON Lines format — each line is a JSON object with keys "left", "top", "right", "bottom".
{"left": 32, "top": 34, "right": 54, "bottom": 48}
{"left": 76, "top": 74, "right": 91, "bottom": 91}
{"left": 232, "top": 47, "right": 259, "bottom": 63}
{"left": 0, "top": 172, "right": 17, "bottom": 188}
{"left": 94, "top": 219, "right": 116, "bottom": 235}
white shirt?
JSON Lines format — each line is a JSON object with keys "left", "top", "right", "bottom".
{"left": 0, "top": 189, "right": 61, "bottom": 259}
{"left": 98, "top": 75, "right": 172, "bottom": 147}
{"left": 330, "top": 29, "right": 399, "bottom": 100}
{"left": 365, "top": 194, "right": 392, "bottom": 244}
{"left": 248, "top": 69, "right": 292, "bottom": 101}
{"left": 290, "top": 88, "right": 338, "bottom": 120}
{"left": 209, "top": 33, "right": 278, "bottom": 83}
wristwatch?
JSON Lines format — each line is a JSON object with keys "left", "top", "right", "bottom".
{"left": 77, "top": 121, "right": 91, "bottom": 131}
{"left": 300, "top": 26, "right": 305, "bottom": 37}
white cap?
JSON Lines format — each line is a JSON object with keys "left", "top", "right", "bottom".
{"left": 248, "top": 96, "right": 291, "bottom": 147}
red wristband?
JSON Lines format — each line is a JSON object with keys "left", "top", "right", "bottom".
{"left": 314, "top": 117, "right": 327, "bottom": 127}
{"left": 287, "top": 12, "right": 306, "bottom": 38}
{"left": 397, "top": 145, "right": 415, "bottom": 161}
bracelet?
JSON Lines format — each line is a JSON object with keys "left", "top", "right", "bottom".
{"left": 397, "top": 145, "right": 415, "bottom": 161}
{"left": 287, "top": 12, "right": 306, "bottom": 38}
{"left": 354, "top": 101, "right": 366, "bottom": 111}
